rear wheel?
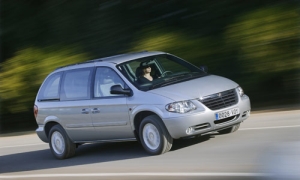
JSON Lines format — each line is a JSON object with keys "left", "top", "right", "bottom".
{"left": 139, "top": 115, "right": 173, "bottom": 155}
{"left": 218, "top": 123, "right": 240, "bottom": 134}
{"left": 49, "top": 124, "right": 76, "bottom": 159}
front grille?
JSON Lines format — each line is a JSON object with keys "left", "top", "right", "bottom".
{"left": 199, "top": 89, "right": 238, "bottom": 110}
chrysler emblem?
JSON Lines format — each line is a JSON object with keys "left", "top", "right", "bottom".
{"left": 218, "top": 93, "right": 222, "bottom": 97}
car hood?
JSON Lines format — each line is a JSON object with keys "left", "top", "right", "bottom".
{"left": 148, "top": 75, "right": 238, "bottom": 101}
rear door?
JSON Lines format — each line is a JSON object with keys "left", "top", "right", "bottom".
{"left": 59, "top": 67, "right": 96, "bottom": 141}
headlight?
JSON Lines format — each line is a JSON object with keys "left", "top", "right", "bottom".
{"left": 237, "top": 86, "right": 244, "bottom": 97}
{"left": 166, "top": 100, "right": 196, "bottom": 113}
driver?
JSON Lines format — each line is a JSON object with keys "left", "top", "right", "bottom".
{"left": 137, "top": 63, "right": 153, "bottom": 84}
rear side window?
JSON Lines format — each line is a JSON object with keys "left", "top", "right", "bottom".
{"left": 38, "top": 72, "right": 62, "bottom": 101}
{"left": 61, "top": 68, "right": 92, "bottom": 100}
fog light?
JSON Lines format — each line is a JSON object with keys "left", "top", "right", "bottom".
{"left": 186, "top": 127, "right": 194, "bottom": 135}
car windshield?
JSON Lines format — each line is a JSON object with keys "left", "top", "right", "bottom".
{"left": 117, "top": 54, "right": 207, "bottom": 91}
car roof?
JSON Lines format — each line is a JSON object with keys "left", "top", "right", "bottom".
{"left": 54, "top": 51, "right": 166, "bottom": 72}
{"left": 95, "top": 51, "right": 166, "bottom": 64}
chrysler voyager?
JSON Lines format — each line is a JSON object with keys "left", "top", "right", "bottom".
{"left": 34, "top": 51, "right": 251, "bottom": 159}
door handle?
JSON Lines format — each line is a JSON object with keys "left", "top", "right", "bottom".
{"left": 81, "top": 108, "right": 90, "bottom": 114}
{"left": 92, "top": 108, "right": 100, "bottom": 114}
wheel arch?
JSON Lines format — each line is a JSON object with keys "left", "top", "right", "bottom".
{"left": 45, "top": 121, "right": 61, "bottom": 139}
{"left": 133, "top": 111, "right": 156, "bottom": 133}
{"left": 133, "top": 110, "right": 169, "bottom": 139}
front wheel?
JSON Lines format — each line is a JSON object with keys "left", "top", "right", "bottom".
{"left": 218, "top": 123, "right": 240, "bottom": 134}
{"left": 139, "top": 115, "right": 173, "bottom": 155}
{"left": 49, "top": 124, "right": 76, "bottom": 159}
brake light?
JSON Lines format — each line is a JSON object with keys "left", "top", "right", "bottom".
{"left": 34, "top": 105, "right": 38, "bottom": 119}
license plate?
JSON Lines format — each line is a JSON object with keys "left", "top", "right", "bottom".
{"left": 215, "top": 108, "right": 239, "bottom": 120}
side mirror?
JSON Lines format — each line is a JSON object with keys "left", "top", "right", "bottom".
{"left": 110, "top": 84, "right": 132, "bottom": 96}
{"left": 199, "top": 65, "right": 208, "bottom": 73}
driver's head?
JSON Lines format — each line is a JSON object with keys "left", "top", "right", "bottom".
{"left": 140, "top": 62, "right": 152, "bottom": 73}
{"left": 143, "top": 66, "right": 151, "bottom": 74}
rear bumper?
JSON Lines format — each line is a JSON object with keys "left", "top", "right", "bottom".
{"left": 36, "top": 125, "right": 48, "bottom": 143}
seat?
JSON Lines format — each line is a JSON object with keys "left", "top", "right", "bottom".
{"left": 99, "top": 77, "right": 115, "bottom": 97}
{"left": 135, "top": 66, "right": 143, "bottom": 79}
{"left": 98, "top": 68, "right": 122, "bottom": 97}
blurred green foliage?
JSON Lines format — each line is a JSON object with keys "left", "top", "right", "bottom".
{"left": 0, "top": 47, "right": 90, "bottom": 113}
{"left": 225, "top": 6, "right": 299, "bottom": 73}
{"left": 0, "top": 0, "right": 299, "bottom": 132}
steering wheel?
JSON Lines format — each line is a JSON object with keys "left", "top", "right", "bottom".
{"left": 161, "top": 71, "right": 173, "bottom": 77}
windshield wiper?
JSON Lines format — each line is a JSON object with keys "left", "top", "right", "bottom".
{"left": 150, "top": 78, "right": 178, "bottom": 89}
{"left": 149, "top": 72, "right": 207, "bottom": 89}
{"left": 150, "top": 73, "right": 192, "bottom": 89}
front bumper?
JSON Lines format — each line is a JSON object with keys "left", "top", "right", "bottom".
{"left": 163, "top": 95, "right": 251, "bottom": 139}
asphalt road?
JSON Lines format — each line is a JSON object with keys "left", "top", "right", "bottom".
{"left": 0, "top": 110, "right": 300, "bottom": 180}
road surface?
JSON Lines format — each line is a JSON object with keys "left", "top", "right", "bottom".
{"left": 1, "top": 110, "right": 300, "bottom": 179}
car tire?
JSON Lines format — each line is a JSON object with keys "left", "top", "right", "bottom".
{"left": 139, "top": 115, "right": 173, "bottom": 155}
{"left": 218, "top": 123, "right": 240, "bottom": 134}
{"left": 49, "top": 124, "right": 76, "bottom": 159}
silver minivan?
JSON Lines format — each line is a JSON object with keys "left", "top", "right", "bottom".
{"left": 34, "top": 51, "right": 251, "bottom": 159}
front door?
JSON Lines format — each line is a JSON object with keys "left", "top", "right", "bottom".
{"left": 90, "top": 67, "right": 134, "bottom": 140}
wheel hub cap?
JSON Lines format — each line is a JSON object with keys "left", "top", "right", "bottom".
{"left": 143, "top": 123, "right": 160, "bottom": 150}
{"left": 51, "top": 131, "right": 65, "bottom": 155}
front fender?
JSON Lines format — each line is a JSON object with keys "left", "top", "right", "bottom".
{"left": 130, "top": 104, "right": 165, "bottom": 130}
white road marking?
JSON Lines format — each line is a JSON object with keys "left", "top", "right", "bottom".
{"left": 0, "top": 143, "right": 45, "bottom": 149}
{"left": 240, "top": 125, "right": 300, "bottom": 131}
{"left": 0, "top": 172, "right": 269, "bottom": 179}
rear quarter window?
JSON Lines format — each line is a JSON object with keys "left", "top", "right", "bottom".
{"left": 37, "top": 72, "right": 62, "bottom": 101}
